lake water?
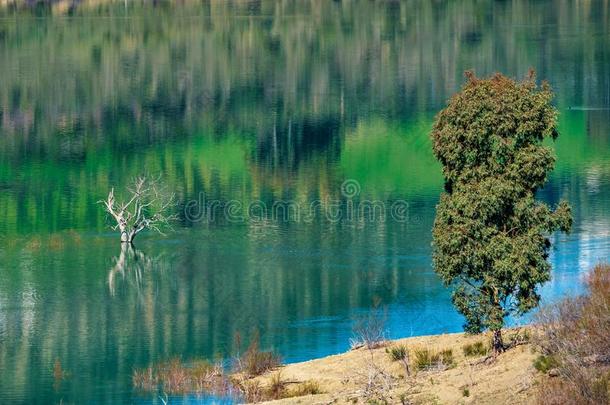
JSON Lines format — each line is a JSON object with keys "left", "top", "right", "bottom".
{"left": 0, "top": 0, "right": 609, "bottom": 403}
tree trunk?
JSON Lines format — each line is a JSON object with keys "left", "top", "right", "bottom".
{"left": 120, "top": 228, "right": 136, "bottom": 244}
{"left": 492, "top": 329, "right": 504, "bottom": 354}
{"left": 119, "top": 220, "right": 131, "bottom": 243}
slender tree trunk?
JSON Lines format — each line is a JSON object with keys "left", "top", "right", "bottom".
{"left": 120, "top": 225, "right": 136, "bottom": 244}
{"left": 492, "top": 329, "right": 504, "bottom": 354}
{"left": 118, "top": 219, "right": 131, "bottom": 243}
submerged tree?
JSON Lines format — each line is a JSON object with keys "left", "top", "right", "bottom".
{"left": 100, "top": 176, "right": 177, "bottom": 244}
{"left": 431, "top": 71, "right": 572, "bottom": 353}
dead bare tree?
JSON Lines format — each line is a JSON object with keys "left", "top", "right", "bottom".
{"left": 100, "top": 176, "right": 177, "bottom": 244}
{"left": 350, "top": 304, "right": 388, "bottom": 350}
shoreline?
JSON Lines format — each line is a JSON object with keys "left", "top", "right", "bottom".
{"left": 249, "top": 328, "right": 538, "bottom": 404}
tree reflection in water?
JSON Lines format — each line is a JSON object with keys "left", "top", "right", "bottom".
{"left": 108, "top": 243, "right": 169, "bottom": 297}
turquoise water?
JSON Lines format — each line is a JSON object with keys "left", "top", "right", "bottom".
{"left": 0, "top": 1, "right": 609, "bottom": 403}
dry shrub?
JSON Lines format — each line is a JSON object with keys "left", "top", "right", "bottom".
{"left": 535, "top": 264, "right": 610, "bottom": 404}
{"left": 267, "top": 371, "right": 287, "bottom": 400}
{"left": 356, "top": 358, "right": 395, "bottom": 403}
{"left": 536, "top": 376, "right": 592, "bottom": 405}
{"left": 239, "top": 332, "right": 282, "bottom": 377}
{"left": 350, "top": 300, "right": 388, "bottom": 350}
{"left": 155, "top": 359, "right": 191, "bottom": 393}
{"left": 132, "top": 332, "right": 283, "bottom": 402}
{"left": 238, "top": 379, "right": 264, "bottom": 403}
{"left": 352, "top": 338, "right": 396, "bottom": 402}
{"left": 132, "top": 358, "right": 225, "bottom": 395}
{"left": 132, "top": 366, "right": 157, "bottom": 392}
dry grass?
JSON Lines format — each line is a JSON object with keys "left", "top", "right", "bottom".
{"left": 238, "top": 379, "right": 265, "bottom": 403}
{"left": 386, "top": 344, "right": 411, "bottom": 377}
{"left": 132, "top": 358, "right": 226, "bottom": 395}
{"left": 252, "top": 329, "right": 537, "bottom": 404}
{"left": 132, "top": 330, "right": 539, "bottom": 404}
{"left": 288, "top": 380, "right": 321, "bottom": 397}
{"left": 267, "top": 372, "right": 287, "bottom": 400}
{"left": 462, "top": 340, "right": 490, "bottom": 357}
{"left": 243, "top": 349, "right": 282, "bottom": 378}
{"left": 534, "top": 264, "right": 610, "bottom": 404}
{"left": 236, "top": 372, "right": 323, "bottom": 403}
{"left": 132, "top": 331, "right": 287, "bottom": 402}
{"left": 413, "top": 347, "right": 454, "bottom": 371}
{"left": 387, "top": 344, "right": 408, "bottom": 362}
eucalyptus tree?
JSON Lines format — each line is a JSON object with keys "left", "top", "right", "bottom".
{"left": 431, "top": 71, "right": 572, "bottom": 353}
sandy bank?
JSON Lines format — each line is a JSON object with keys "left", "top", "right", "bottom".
{"left": 251, "top": 329, "right": 539, "bottom": 404}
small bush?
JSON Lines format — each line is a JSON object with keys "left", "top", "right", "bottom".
{"left": 414, "top": 348, "right": 433, "bottom": 370}
{"left": 267, "top": 372, "right": 286, "bottom": 400}
{"left": 243, "top": 350, "right": 281, "bottom": 377}
{"left": 461, "top": 387, "right": 470, "bottom": 397}
{"left": 413, "top": 348, "right": 454, "bottom": 371}
{"left": 533, "top": 355, "right": 560, "bottom": 373}
{"left": 387, "top": 344, "right": 411, "bottom": 376}
{"left": 413, "top": 348, "right": 432, "bottom": 370}
{"left": 240, "top": 380, "right": 264, "bottom": 403}
{"left": 462, "top": 341, "right": 490, "bottom": 357}
{"left": 240, "top": 333, "right": 282, "bottom": 377}
{"left": 387, "top": 344, "right": 409, "bottom": 362}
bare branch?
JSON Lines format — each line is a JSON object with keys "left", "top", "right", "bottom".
{"left": 99, "top": 176, "right": 177, "bottom": 244}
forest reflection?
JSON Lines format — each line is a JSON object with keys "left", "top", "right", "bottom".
{"left": 0, "top": 0, "right": 609, "bottom": 234}
{"left": 1, "top": 0, "right": 608, "bottom": 142}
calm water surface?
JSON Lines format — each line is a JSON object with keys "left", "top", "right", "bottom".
{"left": 0, "top": 1, "right": 609, "bottom": 403}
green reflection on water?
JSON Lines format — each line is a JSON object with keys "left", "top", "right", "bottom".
{"left": 340, "top": 117, "right": 442, "bottom": 197}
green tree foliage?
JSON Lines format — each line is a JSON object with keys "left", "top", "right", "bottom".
{"left": 431, "top": 71, "right": 572, "bottom": 352}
